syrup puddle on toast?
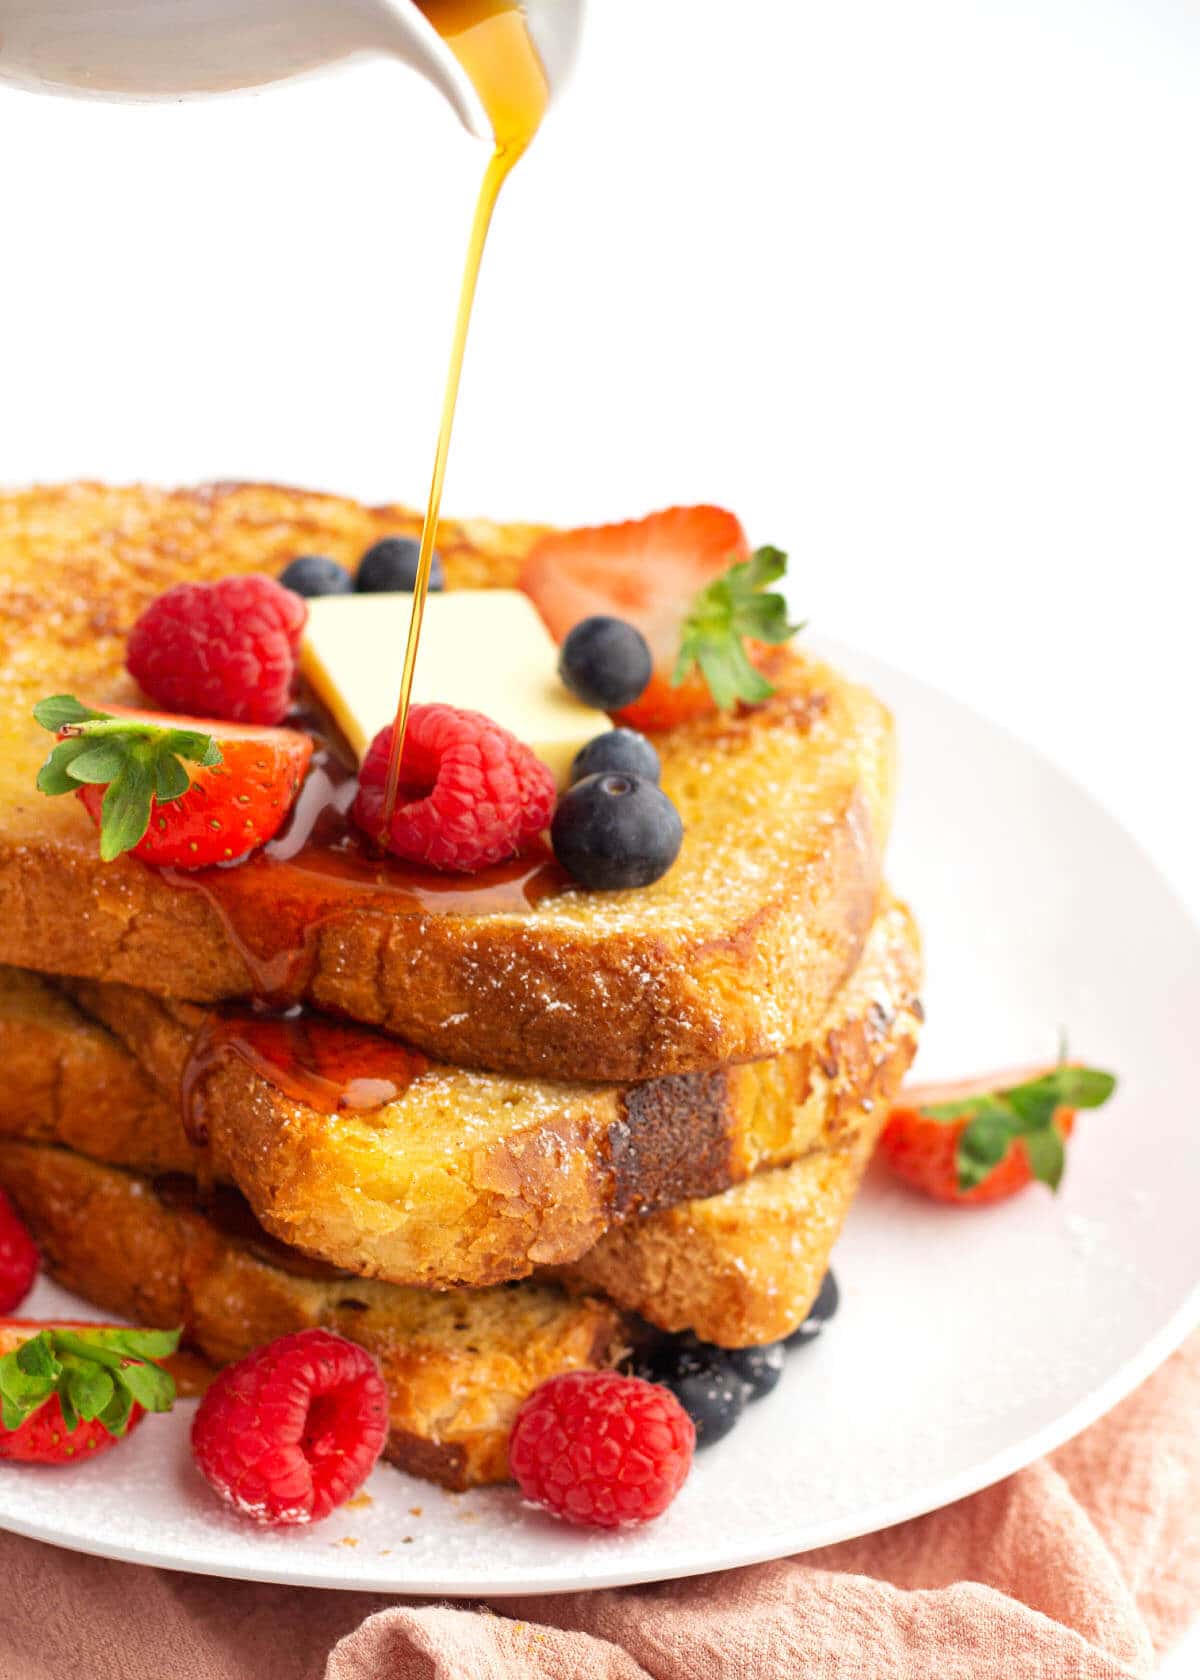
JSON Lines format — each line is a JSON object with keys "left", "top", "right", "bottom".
{"left": 379, "top": 0, "right": 550, "bottom": 835}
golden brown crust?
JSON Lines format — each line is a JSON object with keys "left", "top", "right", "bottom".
{"left": 2, "top": 901, "right": 922, "bottom": 1287}
{"left": 0, "top": 481, "right": 893, "bottom": 1080}
{"left": 556, "top": 997, "right": 917, "bottom": 1345}
{"left": 0, "top": 1142, "right": 626, "bottom": 1491}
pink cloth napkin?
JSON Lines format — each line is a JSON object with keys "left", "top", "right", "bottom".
{"left": 2, "top": 1333, "right": 1197, "bottom": 1680}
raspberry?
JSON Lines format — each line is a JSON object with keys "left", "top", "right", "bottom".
{"left": 509, "top": 1371, "right": 694, "bottom": 1528}
{"left": 190, "top": 1328, "right": 388, "bottom": 1526}
{"left": 0, "top": 1188, "right": 38, "bottom": 1314}
{"left": 352, "top": 704, "right": 558, "bottom": 873}
{"left": 126, "top": 574, "right": 307, "bottom": 726}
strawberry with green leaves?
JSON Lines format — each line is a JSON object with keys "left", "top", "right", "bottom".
{"left": 33, "top": 695, "right": 312, "bottom": 869}
{"left": 0, "top": 1320, "right": 179, "bottom": 1464}
{"left": 520, "top": 506, "right": 802, "bottom": 732}
{"left": 881, "top": 1061, "right": 1117, "bottom": 1205}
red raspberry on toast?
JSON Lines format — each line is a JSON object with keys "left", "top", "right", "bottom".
{"left": 126, "top": 573, "right": 307, "bottom": 727}
{"left": 509, "top": 1370, "right": 695, "bottom": 1528}
{"left": 190, "top": 1328, "right": 388, "bottom": 1526}
{"left": 0, "top": 1319, "right": 179, "bottom": 1463}
{"left": 352, "top": 703, "right": 557, "bottom": 873}
{"left": 882, "top": 1061, "right": 1116, "bottom": 1205}
{"left": 34, "top": 695, "right": 312, "bottom": 868}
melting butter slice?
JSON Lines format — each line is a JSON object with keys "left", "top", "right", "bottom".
{"left": 301, "top": 589, "right": 610, "bottom": 786}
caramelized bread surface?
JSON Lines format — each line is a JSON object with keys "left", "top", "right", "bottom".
{"left": 0, "top": 1142, "right": 624, "bottom": 1491}
{"left": 54, "top": 898, "right": 921, "bottom": 1287}
{"left": 0, "top": 962, "right": 916, "bottom": 1345}
{"left": 0, "top": 482, "right": 894, "bottom": 1080}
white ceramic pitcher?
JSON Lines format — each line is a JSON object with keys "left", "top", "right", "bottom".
{"left": 0, "top": 0, "right": 583, "bottom": 138}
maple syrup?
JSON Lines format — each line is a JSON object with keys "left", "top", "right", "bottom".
{"left": 181, "top": 1006, "right": 432, "bottom": 1153}
{"left": 380, "top": 0, "right": 550, "bottom": 833}
{"left": 163, "top": 721, "right": 567, "bottom": 1002}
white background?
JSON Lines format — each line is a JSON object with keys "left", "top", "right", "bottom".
{"left": 1, "top": 0, "right": 1197, "bottom": 1662}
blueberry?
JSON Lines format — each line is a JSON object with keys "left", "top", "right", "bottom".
{"left": 725, "top": 1341, "right": 786, "bottom": 1399}
{"left": 569, "top": 728, "right": 661, "bottom": 786}
{"left": 278, "top": 554, "right": 354, "bottom": 598}
{"left": 356, "top": 536, "right": 445, "bottom": 594}
{"left": 785, "top": 1269, "right": 840, "bottom": 1348}
{"left": 637, "top": 1335, "right": 747, "bottom": 1447}
{"left": 558, "top": 616, "right": 651, "bottom": 710}
{"left": 551, "top": 773, "right": 682, "bottom": 891}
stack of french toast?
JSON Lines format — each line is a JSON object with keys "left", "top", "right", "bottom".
{"left": 0, "top": 481, "right": 922, "bottom": 1490}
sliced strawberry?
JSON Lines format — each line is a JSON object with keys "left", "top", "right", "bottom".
{"left": 881, "top": 1061, "right": 1116, "bottom": 1205}
{"left": 0, "top": 1319, "right": 179, "bottom": 1464}
{"left": 33, "top": 695, "right": 312, "bottom": 869}
{"left": 521, "top": 506, "right": 754, "bottom": 731}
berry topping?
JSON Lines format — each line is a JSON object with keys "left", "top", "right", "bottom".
{"left": 357, "top": 536, "right": 445, "bottom": 594}
{"left": 725, "top": 1341, "right": 786, "bottom": 1400}
{"left": 0, "top": 1320, "right": 179, "bottom": 1464}
{"left": 0, "top": 1191, "right": 37, "bottom": 1315}
{"left": 881, "top": 1061, "right": 1117, "bottom": 1205}
{"left": 34, "top": 696, "right": 313, "bottom": 868}
{"left": 784, "top": 1268, "right": 839, "bottom": 1348}
{"left": 558, "top": 617, "right": 652, "bottom": 711}
{"left": 570, "top": 728, "right": 661, "bottom": 786}
{"left": 279, "top": 554, "right": 354, "bottom": 598}
{"left": 522, "top": 506, "right": 801, "bottom": 731}
{"left": 190, "top": 1328, "right": 388, "bottom": 1527}
{"left": 509, "top": 1370, "right": 694, "bottom": 1528}
{"left": 126, "top": 573, "right": 307, "bottom": 726}
{"left": 352, "top": 704, "right": 557, "bottom": 873}
{"left": 633, "top": 1334, "right": 747, "bottom": 1446}
{"left": 551, "top": 772, "right": 682, "bottom": 890}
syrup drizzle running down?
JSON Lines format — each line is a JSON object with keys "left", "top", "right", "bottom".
{"left": 162, "top": 710, "right": 567, "bottom": 1003}
{"left": 180, "top": 1007, "right": 431, "bottom": 1150}
{"left": 380, "top": 0, "right": 550, "bottom": 835}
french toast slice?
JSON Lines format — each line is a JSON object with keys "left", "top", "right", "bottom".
{"left": 51, "top": 898, "right": 921, "bottom": 1287}
{"left": 0, "top": 961, "right": 915, "bottom": 1344}
{"left": 0, "top": 482, "right": 895, "bottom": 1081}
{"left": 0, "top": 1142, "right": 623, "bottom": 1490}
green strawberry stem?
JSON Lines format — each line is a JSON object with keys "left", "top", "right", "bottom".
{"left": 0, "top": 1325, "right": 181, "bottom": 1437}
{"left": 33, "top": 694, "right": 222, "bottom": 861}
{"left": 673, "top": 547, "right": 804, "bottom": 711}
{"left": 920, "top": 1060, "right": 1117, "bottom": 1193}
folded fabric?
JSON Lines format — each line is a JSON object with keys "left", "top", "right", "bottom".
{"left": 1, "top": 1335, "right": 1196, "bottom": 1680}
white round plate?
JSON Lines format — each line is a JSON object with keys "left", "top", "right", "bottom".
{"left": 2, "top": 639, "right": 1198, "bottom": 1595}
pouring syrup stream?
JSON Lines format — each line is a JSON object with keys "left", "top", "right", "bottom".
{"left": 379, "top": 1, "right": 550, "bottom": 836}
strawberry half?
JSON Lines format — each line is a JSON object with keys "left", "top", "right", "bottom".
{"left": 881, "top": 1061, "right": 1117, "bottom": 1205}
{"left": 33, "top": 695, "right": 313, "bottom": 869}
{"left": 0, "top": 1319, "right": 179, "bottom": 1464}
{"left": 521, "top": 506, "right": 797, "bottom": 732}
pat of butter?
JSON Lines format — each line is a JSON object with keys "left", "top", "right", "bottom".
{"left": 301, "top": 589, "right": 610, "bottom": 786}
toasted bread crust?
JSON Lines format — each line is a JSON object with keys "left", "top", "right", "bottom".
{"left": 2, "top": 902, "right": 921, "bottom": 1287}
{"left": 0, "top": 482, "right": 893, "bottom": 1080}
{"left": 0, "top": 1142, "right": 625, "bottom": 1490}
{"left": 556, "top": 1008, "right": 914, "bottom": 1345}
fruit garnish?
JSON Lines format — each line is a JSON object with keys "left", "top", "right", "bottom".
{"left": 0, "top": 1190, "right": 38, "bottom": 1317}
{"left": 558, "top": 617, "right": 653, "bottom": 711}
{"left": 881, "top": 1060, "right": 1117, "bottom": 1205}
{"left": 509, "top": 1371, "right": 694, "bottom": 1528}
{"left": 519, "top": 506, "right": 802, "bottom": 732}
{"left": 672, "top": 546, "right": 801, "bottom": 710}
{"left": 0, "top": 1320, "right": 179, "bottom": 1462}
{"left": 126, "top": 573, "right": 307, "bottom": 726}
{"left": 190, "top": 1328, "right": 388, "bottom": 1526}
{"left": 351, "top": 703, "right": 556, "bottom": 873}
{"left": 33, "top": 695, "right": 313, "bottom": 868}
{"left": 551, "top": 771, "right": 682, "bottom": 890}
